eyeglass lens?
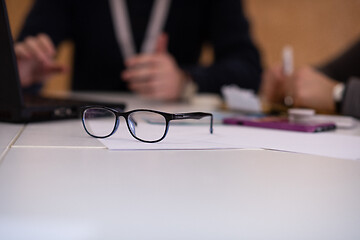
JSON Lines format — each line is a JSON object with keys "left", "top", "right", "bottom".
{"left": 83, "top": 108, "right": 117, "bottom": 138}
{"left": 128, "top": 111, "right": 167, "bottom": 142}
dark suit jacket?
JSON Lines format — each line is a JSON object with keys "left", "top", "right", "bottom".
{"left": 19, "top": 0, "right": 262, "bottom": 94}
{"left": 320, "top": 39, "right": 360, "bottom": 118}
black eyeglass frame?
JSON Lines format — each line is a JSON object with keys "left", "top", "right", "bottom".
{"left": 81, "top": 106, "right": 213, "bottom": 143}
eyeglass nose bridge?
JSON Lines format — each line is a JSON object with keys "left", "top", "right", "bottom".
{"left": 109, "top": 111, "right": 129, "bottom": 137}
{"left": 127, "top": 115, "right": 137, "bottom": 135}
{"left": 113, "top": 115, "right": 120, "bottom": 134}
{"left": 114, "top": 112, "right": 141, "bottom": 141}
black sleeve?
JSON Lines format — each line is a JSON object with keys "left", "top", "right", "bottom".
{"left": 341, "top": 78, "right": 360, "bottom": 119}
{"left": 17, "top": 0, "right": 73, "bottom": 46}
{"left": 318, "top": 38, "right": 360, "bottom": 118}
{"left": 319, "top": 38, "right": 360, "bottom": 83}
{"left": 184, "top": 0, "right": 262, "bottom": 94}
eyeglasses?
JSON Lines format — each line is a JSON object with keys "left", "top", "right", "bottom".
{"left": 81, "top": 106, "right": 213, "bottom": 143}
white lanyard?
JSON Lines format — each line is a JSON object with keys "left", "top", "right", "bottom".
{"left": 109, "top": 0, "right": 171, "bottom": 60}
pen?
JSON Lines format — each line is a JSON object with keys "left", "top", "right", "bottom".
{"left": 282, "top": 45, "right": 294, "bottom": 106}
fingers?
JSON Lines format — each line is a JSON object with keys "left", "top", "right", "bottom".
{"left": 155, "top": 33, "right": 168, "bottom": 53}
{"left": 37, "top": 33, "right": 56, "bottom": 57}
{"left": 123, "top": 54, "right": 165, "bottom": 82}
{"left": 124, "top": 68, "right": 184, "bottom": 101}
{"left": 127, "top": 78, "right": 163, "bottom": 97}
{"left": 15, "top": 33, "right": 56, "bottom": 65}
{"left": 14, "top": 44, "right": 32, "bottom": 60}
{"left": 260, "top": 63, "right": 287, "bottom": 104}
{"left": 125, "top": 54, "right": 162, "bottom": 69}
{"left": 122, "top": 36, "right": 182, "bottom": 100}
{"left": 123, "top": 65, "right": 162, "bottom": 96}
{"left": 26, "top": 37, "right": 51, "bottom": 64}
{"left": 122, "top": 66, "right": 159, "bottom": 81}
{"left": 122, "top": 59, "right": 168, "bottom": 99}
{"left": 45, "top": 62, "right": 68, "bottom": 74}
{"left": 127, "top": 79, "right": 155, "bottom": 94}
{"left": 15, "top": 33, "right": 67, "bottom": 87}
{"left": 38, "top": 65, "right": 67, "bottom": 84}
{"left": 126, "top": 32, "right": 169, "bottom": 68}
{"left": 135, "top": 84, "right": 168, "bottom": 100}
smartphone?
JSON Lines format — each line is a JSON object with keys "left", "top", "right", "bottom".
{"left": 223, "top": 116, "right": 336, "bottom": 133}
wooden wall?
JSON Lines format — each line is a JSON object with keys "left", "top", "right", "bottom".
{"left": 245, "top": 0, "right": 360, "bottom": 68}
{"left": 6, "top": 0, "right": 360, "bottom": 91}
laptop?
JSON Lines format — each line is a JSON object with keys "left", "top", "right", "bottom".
{"left": 0, "top": 0, "right": 125, "bottom": 123}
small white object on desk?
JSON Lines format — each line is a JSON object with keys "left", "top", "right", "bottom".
{"left": 312, "top": 114, "right": 357, "bottom": 128}
{"left": 221, "top": 85, "right": 262, "bottom": 113}
{"left": 288, "top": 108, "right": 315, "bottom": 123}
{"left": 288, "top": 108, "right": 357, "bottom": 128}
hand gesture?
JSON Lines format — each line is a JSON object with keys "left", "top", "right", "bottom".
{"left": 15, "top": 33, "right": 67, "bottom": 87}
{"left": 260, "top": 64, "right": 338, "bottom": 113}
{"left": 122, "top": 33, "right": 188, "bottom": 101}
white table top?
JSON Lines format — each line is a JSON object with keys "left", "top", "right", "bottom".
{"left": 1, "top": 93, "right": 360, "bottom": 239}
{"left": 13, "top": 119, "right": 104, "bottom": 148}
{"left": 0, "top": 122, "right": 24, "bottom": 158}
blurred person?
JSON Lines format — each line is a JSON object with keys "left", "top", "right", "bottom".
{"left": 260, "top": 39, "right": 360, "bottom": 118}
{"left": 15, "top": 0, "right": 262, "bottom": 101}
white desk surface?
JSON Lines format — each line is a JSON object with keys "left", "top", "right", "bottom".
{"left": 1, "top": 93, "right": 360, "bottom": 240}
{"left": 0, "top": 122, "right": 24, "bottom": 157}
{"left": 13, "top": 119, "right": 104, "bottom": 148}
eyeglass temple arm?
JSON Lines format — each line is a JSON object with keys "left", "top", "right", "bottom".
{"left": 173, "top": 112, "right": 213, "bottom": 134}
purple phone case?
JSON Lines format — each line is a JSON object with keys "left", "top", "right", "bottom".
{"left": 223, "top": 117, "right": 336, "bottom": 132}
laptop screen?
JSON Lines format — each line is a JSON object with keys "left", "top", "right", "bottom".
{"left": 0, "top": 0, "right": 24, "bottom": 108}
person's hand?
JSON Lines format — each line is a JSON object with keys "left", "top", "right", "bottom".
{"left": 121, "top": 34, "right": 188, "bottom": 101}
{"left": 260, "top": 64, "right": 338, "bottom": 113}
{"left": 14, "top": 33, "right": 67, "bottom": 87}
{"left": 292, "top": 66, "right": 338, "bottom": 113}
{"left": 260, "top": 63, "right": 288, "bottom": 106}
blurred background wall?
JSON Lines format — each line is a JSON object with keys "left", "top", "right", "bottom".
{"left": 6, "top": 0, "right": 360, "bottom": 92}
{"left": 245, "top": 0, "right": 360, "bottom": 68}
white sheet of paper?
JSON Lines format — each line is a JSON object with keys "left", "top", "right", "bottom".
{"left": 216, "top": 126, "right": 360, "bottom": 161}
{"left": 100, "top": 124, "right": 360, "bottom": 161}
{"left": 100, "top": 124, "right": 256, "bottom": 150}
